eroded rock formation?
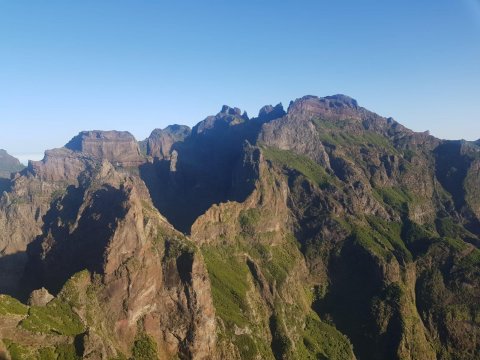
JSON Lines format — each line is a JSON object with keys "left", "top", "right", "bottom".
{"left": 0, "top": 95, "right": 479, "bottom": 359}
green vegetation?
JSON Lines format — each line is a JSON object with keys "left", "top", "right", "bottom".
{"left": 163, "top": 235, "right": 196, "bottom": 260}
{"left": 458, "top": 247, "right": 480, "bottom": 268}
{"left": 202, "top": 245, "right": 250, "bottom": 328}
{"left": 312, "top": 118, "right": 397, "bottom": 153}
{"left": 54, "top": 344, "right": 80, "bottom": 360}
{"left": 235, "top": 334, "right": 259, "bottom": 360}
{"left": 245, "top": 235, "right": 298, "bottom": 286}
{"left": 2, "top": 341, "right": 78, "bottom": 360}
{"left": 239, "top": 208, "right": 261, "bottom": 237}
{"left": 38, "top": 347, "right": 57, "bottom": 360}
{"left": 374, "top": 186, "right": 412, "bottom": 214}
{"left": 295, "top": 313, "right": 354, "bottom": 360}
{"left": 402, "top": 220, "right": 436, "bottom": 245}
{"left": 352, "top": 225, "right": 390, "bottom": 259}
{"left": 270, "top": 313, "right": 293, "bottom": 359}
{"left": 262, "top": 146, "right": 335, "bottom": 188}
{"left": 3, "top": 339, "right": 31, "bottom": 360}
{"left": 436, "top": 217, "right": 476, "bottom": 240}
{"left": 20, "top": 299, "right": 85, "bottom": 336}
{"left": 403, "top": 148, "right": 416, "bottom": 161}
{"left": 351, "top": 217, "right": 413, "bottom": 263}
{"left": 57, "top": 269, "right": 90, "bottom": 306}
{"left": 366, "top": 216, "right": 412, "bottom": 262}
{"left": 202, "top": 244, "right": 276, "bottom": 359}
{"left": 131, "top": 334, "right": 158, "bottom": 360}
{"left": 0, "top": 295, "right": 28, "bottom": 316}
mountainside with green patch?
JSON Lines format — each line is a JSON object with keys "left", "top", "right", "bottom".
{"left": 0, "top": 95, "right": 479, "bottom": 359}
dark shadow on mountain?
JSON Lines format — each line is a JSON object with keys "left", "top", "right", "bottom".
{"left": 434, "top": 141, "right": 471, "bottom": 210}
{"left": 140, "top": 115, "right": 266, "bottom": 234}
{"left": 312, "top": 238, "right": 402, "bottom": 360}
{"left": 0, "top": 251, "right": 28, "bottom": 298}
{"left": 22, "top": 184, "right": 128, "bottom": 296}
{"left": 0, "top": 178, "right": 11, "bottom": 193}
{"left": 434, "top": 141, "right": 480, "bottom": 235}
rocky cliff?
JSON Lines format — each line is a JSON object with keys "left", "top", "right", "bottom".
{"left": 0, "top": 95, "right": 479, "bottom": 359}
{"left": 65, "top": 131, "right": 144, "bottom": 167}
{"left": 0, "top": 150, "right": 24, "bottom": 180}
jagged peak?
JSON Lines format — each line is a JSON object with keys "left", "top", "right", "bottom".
{"left": 193, "top": 105, "right": 249, "bottom": 135}
{"left": 220, "top": 105, "right": 242, "bottom": 116}
{"left": 149, "top": 124, "right": 191, "bottom": 138}
{"left": 258, "top": 103, "right": 286, "bottom": 121}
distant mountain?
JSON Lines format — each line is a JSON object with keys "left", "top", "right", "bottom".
{"left": 0, "top": 149, "right": 24, "bottom": 179}
{"left": 0, "top": 95, "right": 478, "bottom": 360}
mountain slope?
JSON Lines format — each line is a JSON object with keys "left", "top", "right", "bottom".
{"left": 0, "top": 95, "right": 478, "bottom": 359}
{"left": 0, "top": 150, "right": 24, "bottom": 179}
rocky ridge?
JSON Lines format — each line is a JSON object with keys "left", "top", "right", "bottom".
{"left": 0, "top": 150, "right": 24, "bottom": 180}
{"left": 0, "top": 95, "right": 478, "bottom": 359}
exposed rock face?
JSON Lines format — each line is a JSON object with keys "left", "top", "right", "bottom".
{"left": 0, "top": 149, "right": 24, "bottom": 179}
{"left": 192, "top": 105, "right": 249, "bottom": 135}
{"left": 21, "top": 161, "right": 217, "bottom": 359}
{"left": 65, "top": 130, "right": 144, "bottom": 166}
{"left": 28, "top": 148, "right": 92, "bottom": 182}
{"left": 0, "top": 95, "right": 479, "bottom": 360}
{"left": 27, "top": 287, "right": 54, "bottom": 306}
{"left": 145, "top": 125, "right": 191, "bottom": 159}
{"left": 258, "top": 103, "right": 286, "bottom": 122}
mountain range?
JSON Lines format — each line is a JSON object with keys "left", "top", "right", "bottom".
{"left": 0, "top": 95, "right": 479, "bottom": 360}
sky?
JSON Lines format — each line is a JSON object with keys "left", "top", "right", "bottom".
{"left": 1, "top": 1, "right": 479, "bottom": 163}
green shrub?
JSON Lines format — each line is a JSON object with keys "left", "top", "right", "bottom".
{"left": 55, "top": 344, "right": 80, "bottom": 360}
{"left": 38, "top": 347, "right": 57, "bottom": 360}
{"left": 131, "top": 334, "right": 158, "bottom": 360}
{"left": 202, "top": 246, "right": 250, "bottom": 328}
{"left": 0, "top": 295, "right": 28, "bottom": 316}
{"left": 235, "top": 334, "right": 259, "bottom": 360}
{"left": 20, "top": 299, "right": 85, "bottom": 336}
{"left": 239, "top": 208, "right": 261, "bottom": 237}
{"left": 3, "top": 340, "right": 31, "bottom": 360}
{"left": 296, "top": 313, "right": 355, "bottom": 360}
{"left": 375, "top": 187, "right": 411, "bottom": 214}
{"left": 262, "top": 146, "right": 335, "bottom": 188}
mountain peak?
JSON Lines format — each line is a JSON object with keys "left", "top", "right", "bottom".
{"left": 64, "top": 130, "right": 143, "bottom": 166}
{"left": 0, "top": 149, "right": 24, "bottom": 178}
{"left": 258, "top": 103, "right": 286, "bottom": 121}
{"left": 287, "top": 94, "right": 359, "bottom": 114}
{"left": 220, "top": 105, "right": 242, "bottom": 116}
{"left": 324, "top": 94, "right": 358, "bottom": 108}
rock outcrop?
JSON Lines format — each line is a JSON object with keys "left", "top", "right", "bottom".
{"left": 145, "top": 124, "right": 191, "bottom": 159}
{"left": 27, "top": 287, "right": 54, "bottom": 306}
{"left": 0, "top": 149, "right": 24, "bottom": 179}
{"left": 65, "top": 130, "right": 144, "bottom": 166}
{"left": 0, "top": 95, "right": 479, "bottom": 360}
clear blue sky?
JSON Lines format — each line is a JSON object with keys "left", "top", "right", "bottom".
{"left": 1, "top": 1, "right": 479, "bottom": 163}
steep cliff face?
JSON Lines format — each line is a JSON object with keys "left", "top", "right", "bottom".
{"left": 22, "top": 163, "right": 216, "bottom": 359}
{"left": 0, "top": 95, "right": 479, "bottom": 360}
{"left": 254, "top": 95, "right": 479, "bottom": 360}
{"left": 144, "top": 124, "right": 191, "bottom": 160}
{"left": 139, "top": 105, "right": 270, "bottom": 233}
{"left": 1, "top": 143, "right": 217, "bottom": 359}
{"left": 0, "top": 150, "right": 24, "bottom": 179}
{"left": 65, "top": 130, "right": 144, "bottom": 167}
